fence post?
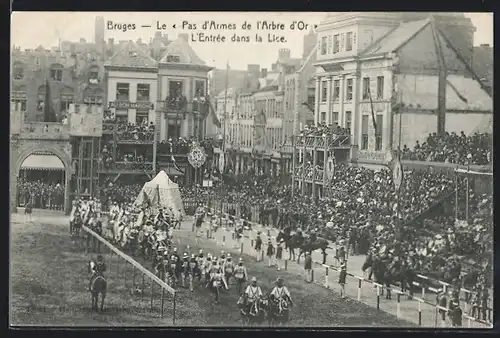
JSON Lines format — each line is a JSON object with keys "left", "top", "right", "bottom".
{"left": 222, "top": 236, "right": 225, "bottom": 247}
{"left": 133, "top": 265, "right": 136, "bottom": 287}
{"left": 284, "top": 259, "right": 288, "bottom": 271}
{"left": 173, "top": 291, "right": 177, "bottom": 325}
{"left": 141, "top": 273, "right": 145, "bottom": 300}
{"left": 396, "top": 292, "right": 401, "bottom": 318}
{"left": 311, "top": 267, "right": 314, "bottom": 282}
{"left": 422, "top": 285, "right": 426, "bottom": 299}
{"left": 418, "top": 299, "right": 422, "bottom": 326}
{"left": 240, "top": 242, "right": 243, "bottom": 254}
{"left": 376, "top": 284, "right": 380, "bottom": 310}
{"left": 324, "top": 265, "right": 328, "bottom": 287}
{"left": 357, "top": 278, "right": 362, "bottom": 301}
{"left": 161, "top": 287, "right": 165, "bottom": 318}
{"left": 151, "top": 281, "right": 154, "bottom": 311}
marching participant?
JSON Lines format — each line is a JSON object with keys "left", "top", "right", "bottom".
{"left": 233, "top": 257, "right": 248, "bottom": 293}
{"left": 276, "top": 238, "right": 285, "bottom": 271}
{"left": 266, "top": 239, "right": 275, "bottom": 267}
{"left": 304, "top": 252, "right": 312, "bottom": 283}
{"left": 270, "top": 277, "right": 293, "bottom": 307}
{"left": 254, "top": 231, "right": 263, "bottom": 261}
{"left": 339, "top": 257, "right": 347, "bottom": 298}
{"left": 223, "top": 253, "right": 235, "bottom": 285}
{"left": 243, "top": 277, "right": 263, "bottom": 314}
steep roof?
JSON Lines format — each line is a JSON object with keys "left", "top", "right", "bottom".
{"left": 362, "top": 19, "right": 430, "bottom": 56}
{"left": 158, "top": 38, "right": 206, "bottom": 66}
{"left": 107, "top": 40, "right": 157, "bottom": 68}
{"left": 471, "top": 46, "right": 493, "bottom": 87}
{"left": 399, "top": 74, "right": 492, "bottom": 112}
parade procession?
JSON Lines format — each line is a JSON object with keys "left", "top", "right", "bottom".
{"left": 10, "top": 12, "right": 493, "bottom": 328}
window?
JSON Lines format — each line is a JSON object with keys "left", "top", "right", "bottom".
{"left": 333, "top": 35, "right": 340, "bottom": 54}
{"left": 362, "top": 77, "right": 370, "bottom": 100}
{"left": 332, "top": 112, "right": 339, "bottom": 126}
{"left": 116, "top": 83, "right": 130, "bottom": 101}
{"left": 168, "top": 80, "right": 183, "bottom": 98}
{"left": 60, "top": 89, "right": 74, "bottom": 113}
{"left": 361, "top": 115, "right": 369, "bottom": 150}
{"left": 327, "top": 36, "right": 333, "bottom": 54}
{"left": 377, "top": 76, "right": 384, "bottom": 99}
{"left": 321, "top": 36, "right": 327, "bottom": 55}
{"left": 115, "top": 114, "right": 128, "bottom": 123}
{"left": 333, "top": 80, "right": 340, "bottom": 101}
{"left": 50, "top": 65, "right": 63, "bottom": 81}
{"left": 345, "top": 111, "right": 352, "bottom": 131}
{"left": 346, "top": 79, "right": 353, "bottom": 101}
{"left": 136, "top": 111, "right": 149, "bottom": 124}
{"left": 37, "top": 86, "right": 45, "bottom": 112}
{"left": 168, "top": 119, "right": 181, "bottom": 139}
{"left": 321, "top": 112, "right": 326, "bottom": 123}
{"left": 341, "top": 34, "right": 345, "bottom": 52}
{"left": 195, "top": 80, "right": 206, "bottom": 97}
{"left": 346, "top": 32, "right": 353, "bottom": 51}
{"left": 137, "top": 84, "right": 150, "bottom": 101}
{"left": 11, "top": 87, "right": 27, "bottom": 111}
{"left": 13, "top": 63, "right": 24, "bottom": 80}
{"left": 375, "top": 115, "right": 383, "bottom": 151}
{"left": 89, "top": 66, "right": 99, "bottom": 83}
{"left": 321, "top": 81, "right": 327, "bottom": 102}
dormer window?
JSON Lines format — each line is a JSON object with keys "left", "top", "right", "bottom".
{"left": 13, "top": 63, "right": 24, "bottom": 80}
{"left": 129, "top": 51, "right": 138, "bottom": 58}
{"left": 89, "top": 65, "right": 99, "bottom": 84}
{"left": 167, "top": 55, "right": 180, "bottom": 63}
{"left": 50, "top": 64, "right": 63, "bottom": 81}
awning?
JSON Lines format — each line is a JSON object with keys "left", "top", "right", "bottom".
{"left": 163, "top": 166, "right": 185, "bottom": 176}
{"left": 21, "top": 154, "right": 65, "bottom": 171}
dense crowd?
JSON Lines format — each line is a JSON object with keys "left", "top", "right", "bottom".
{"left": 157, "top": 138, "right": 215, "bottom": 156}
{"left": 115, "top": 121, "right": 155, "bottom": 141}
{"left": 401, "top": 132, "right": 492, "bottom": 165}
{"left": 16, "top": 178, "right": 65, "bottom": 210}
{"left": 299, "top": 123, "right": 351, "bottom": 137}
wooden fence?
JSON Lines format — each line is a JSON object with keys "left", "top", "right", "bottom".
{"left": 82, "top": 225, "right": 177, "bottom": 324}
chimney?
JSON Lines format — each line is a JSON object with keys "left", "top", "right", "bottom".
{"left": 178, "top": 33, "right": 189, "bottom": 43}
{"left": 260, "top": 68, "right": 268, "bottom": 78}
{"left": 278, "top": 48, "right": 291, "bottom": 60}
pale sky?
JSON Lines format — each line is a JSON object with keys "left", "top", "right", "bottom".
{"left": 11, "top": 12, "right": 493, "bottom": 70}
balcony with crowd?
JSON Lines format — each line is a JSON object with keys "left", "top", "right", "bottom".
{"left": 401, "top": 132, "right": 492, "bottom": 165}
{"left": 296, "top": 123, "right": 351, "bottom": 147}
{"left": 157, "top": 138, "right": 215, "bottom": 157}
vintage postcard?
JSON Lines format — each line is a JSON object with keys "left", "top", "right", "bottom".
{"left": 10, "top": 12, "right": 493, "bottom": 328}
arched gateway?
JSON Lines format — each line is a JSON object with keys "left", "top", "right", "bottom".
{"left": 11, "top": 140, "right": 72, "bottom": 215}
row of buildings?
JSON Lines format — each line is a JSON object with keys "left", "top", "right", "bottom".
{"left": 10, "top": 13, "right": 494, "bottom": 211}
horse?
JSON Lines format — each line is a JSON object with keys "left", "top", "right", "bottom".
{"left": 88, "top": 262, "right": 107, "bottom": 312}
{"left": 70, "top": 215, "right": 83, "bottom": 236}
{"left": 267, "top": 296, "right": 291, "bottom": 325}
{"left": 237, "top": 295, "right": 268, "bottom": 325}
{"left": 297, "top": 237, "right": 331, "bottom": 265}
{"left": 276, "top": 230, "right": 302, "bottom": 261}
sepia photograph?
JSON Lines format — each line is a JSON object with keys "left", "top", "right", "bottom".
{"left": 10, "top": 11, "right": 493, "bottom": 328}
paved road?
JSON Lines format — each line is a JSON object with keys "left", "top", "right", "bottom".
{"left": 197, "top": 212, "right": 490, "bottom": 328}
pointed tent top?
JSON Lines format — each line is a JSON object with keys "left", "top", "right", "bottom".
{"left": 149, "top": 170, "right": 176, "bottom": 186}
{"left": 106, "top": 40, "right": 157, "bottom": 68}
{"left": 158, "top": 37, "right": 206, "bottom": 66}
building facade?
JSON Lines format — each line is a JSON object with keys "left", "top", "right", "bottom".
{"left": 312, "top": 13, "right": 492, "bottom": 169}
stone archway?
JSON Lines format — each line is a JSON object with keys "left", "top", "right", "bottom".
{"left": 11, "top": 144, "right": 72, "bottom": 215}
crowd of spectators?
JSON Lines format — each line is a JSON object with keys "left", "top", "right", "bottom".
{"left": 16, "top": 178, "right": 65, "bottom": 210}
{"left": 115, "top": 121, "right": 155, "bottom": 141}
{"left": 299, "top": 123, "right": 351, "bottom": 137}
{"left": 401, "top": 132, "right": 492, "bottom": 166}
{"left": 157, "top": 138, "right": 215, "bottom": 157}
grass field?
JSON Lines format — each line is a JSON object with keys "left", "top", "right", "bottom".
{"left": 11, "top": 215, "right": 413, "bottom": 327}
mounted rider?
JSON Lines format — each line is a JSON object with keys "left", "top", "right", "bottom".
{"left": 242, "top": 277, "right": 263, "bottom": 315}
{"left": 89, "top": 254, "right": 106, "bottom": 291}
{"left": 270, "top": 277, "right": 293, "bottom": 307}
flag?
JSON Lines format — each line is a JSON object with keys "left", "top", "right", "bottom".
{"left": 171, "top": 155, "right": 185, "bottom": 174}
{"left": 141, "top": 190, "right": 151, "bottom": 209}
{"left": 43, "top": 79, "right": 57, "bottom": 122}
{"left": 367, "top": 86, "right": 377, "bottom": 131}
